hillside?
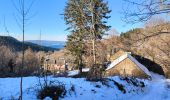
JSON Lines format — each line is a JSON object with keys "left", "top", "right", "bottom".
{"left": 119, "top": 26, "right": 170, "bottom": 78}
{"left": 0, "top": 72, "right": 170, "bottom": 100}
{"left": 26, "top": 40, "right": 65, "bottom": 49}
{"left": 0, "top": 36, "right": 57, "bottom": 52}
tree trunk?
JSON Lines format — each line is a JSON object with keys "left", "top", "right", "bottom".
{"left": 20, "top": 0, "right": 25, "bottom": 99}
{"left": 92, "top": 39, "right": 96, "bottom": 64}
{"left": 91, "top": 0, "right": 96, "bottom": 64}
{"left": 79, "top": 56, "right": 83, "bottom": 74}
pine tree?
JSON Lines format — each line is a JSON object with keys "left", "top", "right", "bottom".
{"left": 85, "top": 0, "right": 111, "bottom": 81}
{"left": 66, "top": 31, "right": 85, "bottom": 73}
{"left": 64, "top": 0, "right": 87, "bottom": 74}
{"left": 88, "top": 0, "right": 111, "bottom": 64}
{"left": 64, "top": 0, "right": 111, "bottom": 77}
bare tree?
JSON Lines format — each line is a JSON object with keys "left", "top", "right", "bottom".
{"left": 3, "top": 16, "right": 10, "bottom": 36}
{"left": 123, "top": 0, "right": 170, "bottom": 23}
{"left": 16, "top": 48, "right": 40, "bottom": 75}
{"left": 122, "top": 0, "right": 170, "bottom": 42}
{"left": 12, "top": 0, "right": 35, "bottom": 99}
{"left": 122, "top": 18, "right": 170, "bottom": 77}
{"left": 0, "top": 46, "right": 16, "bottom": 73}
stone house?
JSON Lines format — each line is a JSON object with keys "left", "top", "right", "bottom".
{"left": 106, "top": 51, "right": 151, "bottom": 79}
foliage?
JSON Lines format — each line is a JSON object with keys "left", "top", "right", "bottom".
{"left": 16, "top": 48, "right": 41, "bottom": 76}
{"left": 87, "top": 64, "right": 104, "bottom": 81}
{"left": 120, "top": 28, "right": 143, "bottom": 40}
{"left": 64, "top": 0, "right": 111, "bottom": 81}
{"left": 0, "top": 45, "right": 44, "bottom": 77}
{"left": 66, "top": 32, "right": 85, "bottom": 73}
{"left": 119, "top": 20, "right": 170, "bottom": 78}
{"left": 0, "top": 45, "right": 16, "bottom": 76}
{"left": 37, "top": 82, "right": 66, "bottom": 100}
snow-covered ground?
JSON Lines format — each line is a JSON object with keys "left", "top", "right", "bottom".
{"left": 68, "top": 68, "right": 89, "bottom": 76}
{"left": 0, "top": 72, "right": 170, "bottom": 100}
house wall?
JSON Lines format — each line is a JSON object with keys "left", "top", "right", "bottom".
{"left": 43, "top": 64, "right": 65, "bottom": 72}
{"left": 106, "top": 58, "right": 148, "bottom": 78}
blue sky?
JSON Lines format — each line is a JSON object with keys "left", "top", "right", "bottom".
{"left": 0, "top": 0, "right": 142, "bottom": 41}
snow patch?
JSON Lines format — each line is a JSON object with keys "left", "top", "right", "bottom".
{"left": 68, "top": 68, "right": 90, "bottom": 76}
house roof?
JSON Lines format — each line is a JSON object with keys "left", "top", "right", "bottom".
{"left": 109, "top": 50, "right": 129, "bottom": 61}
{"left": 106, "top": 52, "right": 151, "bottom": 77}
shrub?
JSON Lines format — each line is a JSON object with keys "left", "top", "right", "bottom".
{"left": 0, "top": 46, "right": 16, "bottom": 74}
{"left": 87, "top": 64, "right": 103, "bottom": 81}
{"left": 16, "top": 48, "right": 41, "bottom": 76}
{"left": 37, "top": 83, "right": 66, "bottom": 100}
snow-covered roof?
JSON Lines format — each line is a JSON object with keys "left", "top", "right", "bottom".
{"left": 106, "top": 53, "right": 151, "bottom": 77}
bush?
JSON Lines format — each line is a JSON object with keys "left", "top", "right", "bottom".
{"left": 0, "top": 46, "right": 16, "bottom": 73}
{"left": 37, "top": 83, "right": 66, "bottom": 100}
{"left": 87, "top": 64, "right": 103, "bottom": 81}
{"left": 16, "top": 48, "right": 41, "bottom": 76}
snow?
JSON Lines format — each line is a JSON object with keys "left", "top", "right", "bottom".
{"left": 106, "top": 53, "right": 128, "bottom": 70}
{"left": 139, "top": 72, "right": 170, "bottom": 100}
{"left": 0, "top": 73, "right": 170, "bottom": 100}
{"left": 128, "top": 54, "right": 151, "bottom": 77}
{"left": 106, "top": 53, "right": 151, "bottom": 77}
{"left": 68, "top": 70, "right": 79, "bottom": 76}
{"left": 68, "top": 68, "right": 89, "bottom": 76}
{"left": 44, "top": 97, "right": 52, "bottom": 100}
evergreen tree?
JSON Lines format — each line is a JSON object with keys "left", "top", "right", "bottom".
{"left": 64, "top": 0, "right": 111, "bottom": 77}
{"left": 66, "top": 31, "right": 85, "bottom": 73}
{"left": 64, "top": 0, "right": 87, "bottom": 74}
{"left": 87, "top": 0, "right": 111, "bottom": 64}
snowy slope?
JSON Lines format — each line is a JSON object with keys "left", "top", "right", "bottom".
{"left": 0, "top": 73, "right": 170, "bottom": 100}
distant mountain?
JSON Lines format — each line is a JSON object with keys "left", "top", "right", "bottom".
{"left": 26, "top": 40, "right": 66, "bottom": 49}
{"left": 0, "top": 36, "right": 57, "bottom": 52}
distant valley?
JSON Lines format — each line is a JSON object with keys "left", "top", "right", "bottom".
{"left": 26, "top": 40, "right": 66, "bottom": 49}
{"left": 0, "top": 36, "right": 58, "bottom": 52}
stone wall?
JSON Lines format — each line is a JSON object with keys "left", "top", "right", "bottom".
{"left": 106, "top": 58, "right": 148, "bottom": 78}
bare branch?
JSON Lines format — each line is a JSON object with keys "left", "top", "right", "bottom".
{"left": 123, "top": 0, "right": 170, "bottom": 23}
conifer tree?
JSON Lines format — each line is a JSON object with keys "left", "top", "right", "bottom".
{"left": 66, "top": 31, "right": 85, "bottom": 73}
{"left": 64, "top": 0, "right": 111, "bottom": 77}
{"left": 64, "top": 0, "right": 87, "bottom": 74}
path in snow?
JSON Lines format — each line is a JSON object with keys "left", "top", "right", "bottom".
{"left": 139, "top": 72, "right": 170, "bottom": 100}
